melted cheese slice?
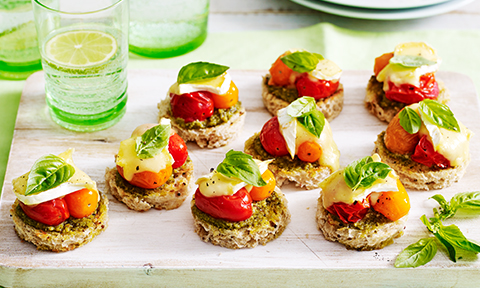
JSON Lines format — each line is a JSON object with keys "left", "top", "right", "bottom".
{"left": 115, "top": 138, "right": 173, "bottom": 181}
{"left": 168, "top": 72, "right": 232, "bottom": 96}
{"left": 13, "top": 148, "right": 98, "bottom": 205}
{"left": 277, "top": 108, "right": 340, "bottom": 172}
{"left": 376, "top": 42, "right": 440, "bottom": 89}
{"left": 282, "top": 49, "right": 342, "bottom": 81}
{"left": 320, "top": 155, "right": 400, "bottom": 209}
{"left": 196, "top": 159, "right": 271, "bottom": 197}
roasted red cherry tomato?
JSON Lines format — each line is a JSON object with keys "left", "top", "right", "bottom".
{"left": 411, "top": 135, "right": 450, "bottom": 168}
{"left": 168, "top": 132, "right": 188, "bottom": 169}
{"left": 384, "top": 73, "right": 439, "bottom": 104}
{"left": 19, "top": 198, "right": 70, "bottom": 226}
{"left": 295, "top": 74, "right": 339, "bottom": 100}
{"left": 259, "top": 116, "right": 289, "bottom": 157}
{"left": 194, "top": 187, "right": 253, "bottom": 222}
{"left": 64, "top": 188, "right": 99, "bottom": 219}
{"left": 117, "top": 164, "right": 172, "bottom": 189}
{"left": 170, "top": 91, "right": 214, "bottom": 122}
{"left": 326, "top": 197, "right": 370, "bottom": 224}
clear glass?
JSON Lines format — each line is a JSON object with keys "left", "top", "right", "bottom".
{"left": 32, "top": 0, "right": 129, "bottom": 132}
{"left": 0, "top": 0, "right": 42, "bottom": 80}
{"left": 129, "top": 0, "right": 209, "bottom": 58}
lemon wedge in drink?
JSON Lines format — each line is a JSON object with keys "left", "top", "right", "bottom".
{"left": 45, "top": 30, "right": 117, "bottom": 67}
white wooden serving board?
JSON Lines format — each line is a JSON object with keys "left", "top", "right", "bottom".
{"left": 0, "top": 70, "right": 479, "bottom": 287}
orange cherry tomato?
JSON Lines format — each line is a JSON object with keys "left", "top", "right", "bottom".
{"left": 64, "top": 188, "right": 99, "bottom": 219}
{"left": 297, "top": 141, "right": 322, "bottom": 163}
{"left": 372, "top": 180, "right": 410, "bottom": 221}
{"left": 268, "top": 57, "right": 293, "bottom": 87}
{"left": 117, "top": 164, "right": 172, "bottom": 189}
{"left": 211, "top": 81, "right": 238, "bottom": 109}
{"left": 249, "top": 169, "right": 276, "bottom": 201}
{"left": 374, "top": 52, "right": 394, "bottom": 76}
{"left": 384, "top": 111, "right": 420, "bottom": 155}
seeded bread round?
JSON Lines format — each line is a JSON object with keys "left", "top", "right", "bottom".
{"left": 262, "top": 75, "right": 344, "bottom": 121}
{"left": 373, "top": 131, "right": 470, "bottom": 190}
{"left": 244, "top": 133, "right": 333, "bottom": 190}
{"left": 11, "top": 193, "right": 108, "bottom": 252}
{"left": 104, "top": 157, "right": 194, "bottom": 211}
{"left": 191, "top": 189, "right": 291, "bottom": 249}
{"left": 365, "top": 76, "right": 450, "bottom": 123}
{"left": 158, "top": 98, "right": 246, "bottom": 148}
{"left": 316, "top": 193, "right": 407, "bottom": 251}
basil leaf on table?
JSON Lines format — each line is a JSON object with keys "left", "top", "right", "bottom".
{"left": 437, "top": 223, "right": 480, "bottom": 254}
{"left": 280, "top": 51, "right": 324, "bottom": 73}
{"left": 343, "top": 156, "right": 391, "bottom": 191}
{"left": 399, "top": 107, "right": 422, "bottom": 134}
{"left": 394, "top": 238, "right": 437, "bottom": 268}
{"left": 389, "top": 55, "right": 437, "bottom": 68}
{"left": 418, "top": 99, "right": 460, "bottom": 132}
{"left": 287, "top": 96, "right": 317, "bottom": 117}
{"left": 177, "top": 62, "right": 229, "bottom": 84}
{"left": 450, "top": 191, "right": 480, "bottom": 212}
{"left": 25, "top": 154, "right": 75, "bottom": 195}
{"left": 217, "top": 150, "right": 267, "bottom": 187}
{"left": 135, "top": 123, "right": 170, "bottom": 159}
{"left": 431, "top": 194, "right": 455, "bottom": 220}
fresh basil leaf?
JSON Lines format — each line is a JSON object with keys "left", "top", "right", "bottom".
{"left": 25, "top": 155, "right": 75, "bottom": 196}
{"left": 217, "top": 150, "right": 267, "bottom": 187}
{"left": 431, "top": 194, "right": 455, "bottom": 220}
{"left": 297, "top": 110, "right": 325, "bottom": 138}
{"left": 419, "top": 99, "right": 460, "bottom": 132}
{"left": 287, "top": 96, "right": 317, "bottom": 117}
{"left": 343, "top": 156, "right": 391, "bottom": 191}
{"left": 343, "top": 156, "right": 373, "bottom": 189}
{"left": 177, "top": 62, "right": 229, "bottom": 84}
{"left": 280, "top": 51, "right": 324, "bottom": 73}
{"left": 434, "top": 231, "right": 458, "bottom": 262}
{"left": 399, "top": 107, "right": 422, "bottom": 134}
{"left": 451, "top": 191, "right": 480, "bottom": 212}
{"left": 390, "top": 55, "right": 437, "bottom": 68}
{"left": 135, "top": 124, "right": 170, "bottom": 159}
{"left": 438, "top": 223, "right": 480, "bottom": 253}
{"left": 395, "top": 238, "right": 437, "bottom": 268}
{"left": 421, "top": 214, "right": 436, "bottom": 233}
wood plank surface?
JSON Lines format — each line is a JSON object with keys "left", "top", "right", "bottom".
{"left": 0, "top": 69, "right": 479, "bottom": 287}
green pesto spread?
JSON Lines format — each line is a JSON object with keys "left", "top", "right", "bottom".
{"left": 191, "top": 191, "right": 284, "bottom": 233}
{"left": 14, "top": 193, "right": 107, "bottom": 233}
{"left": 330, "top": 207, "right": 391, "bottom": 233}
{"left": 170, "top": 102, "right": 242, "bottom": 130}
{"left": 250, "top": 133, "right": 321, "bottom": 172}
{"left": 265, "top": 75, "right": 298, "bottom": 103}
{"left": 368, "top": 76, "right": 406, "bottom": 111}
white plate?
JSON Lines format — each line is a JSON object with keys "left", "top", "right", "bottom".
{"left": 320, "top": 0, "right": 452, "bottom": 10}
{"left": 291, "top": 0, "right": 474, "bottom": 20}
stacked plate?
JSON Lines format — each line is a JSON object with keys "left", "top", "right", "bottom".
{"left": 291, "top": 0, "right": 474, "bottom": 20}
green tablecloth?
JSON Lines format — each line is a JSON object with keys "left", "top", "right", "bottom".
{"left": 1, "top": 23, "right": 479, "bottom": 190}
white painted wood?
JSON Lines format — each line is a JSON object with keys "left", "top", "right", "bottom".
{"left": 0, "top": 69, "right": 479, "bottom": 287}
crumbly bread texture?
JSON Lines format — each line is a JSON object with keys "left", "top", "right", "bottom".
{"left": 261, "top": 75, "right": 344, "bottom": 121}
{"left": 244, "top": 133, "right": 332, "bottom": 190}
{"left": 316, "top": 193, "right": 407, "bottom": 251}
{"left": 11, "top": 193, "right": 108, "bottom": 252}
{"left": 191, "top": 189, "right": 291, "bottom": 249}
{"left": 104, "top": 158, "right": 194, "bottom": 211}
{"left": 365, "top": 76, "right": 450, "bottom": 123}
{"left": 373, "top": 131, "right": 470, "bottom": 191}
{"left": 158, "top": 98, "right": 246, "bottom": 148}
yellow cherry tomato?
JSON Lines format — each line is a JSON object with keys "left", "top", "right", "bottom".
{"left": 64, "top": 188, "right": 99, "bottom": 218}
{"left": 297, "top": 141, "right": 322, "bottom": 163}
{"left": 372, "top": 180, "right": 410, "bottom": 221}
{"left": 249, "top": 169, "right": 276, "bottom": 201}
{"left": 211, "top": 81, "right": 238, "bottom": 109}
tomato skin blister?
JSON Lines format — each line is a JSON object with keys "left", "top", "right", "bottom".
{"left": 170, "top": 91, "right": 214, "bottom": 122}
{"left": 385, "top": 74, "right": 439, "bottom": 105}
{"left": 20, "top": 198, "right": 70, "bottom": 226}
{"left": 195, "top": 187, "right": 253, "bottom": 222}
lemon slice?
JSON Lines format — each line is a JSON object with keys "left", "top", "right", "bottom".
{"left": 45, "top": 30, "right": 117, "bottom": 67}
{"left": 394, "top": 42, "right": 438, "bottom": 62}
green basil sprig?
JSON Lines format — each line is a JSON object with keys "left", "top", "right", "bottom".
{"left": 395, "top": 191, "right": 480, "bottom": 268}
{"left": 177, "top": 61, "right": 229, "bottom": 84}
{"left": 418, "top": 99, "right": 460, "bottom": 132}
{"left": 287, "top": 97, "right": 325, "bottom": 138}
{"left": 280, "top": 51, "right": 324, "bottom": 73}
{"left": 399, "top": 107, "right": 422, "bottom": 134}
{"left": 25, "top": 155, "right": 75, "bottom": 196}
{"left": 343, "top": 156, "right": 392, "bottom": 191}
{"left": 389, "top": 55, "right": 437, "bottom": 68}
{"left": 217, "top": 150, "right": 267, "bottom": 187}
{"left": 135, "top": 123, "right": 170, "bottom": 159}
